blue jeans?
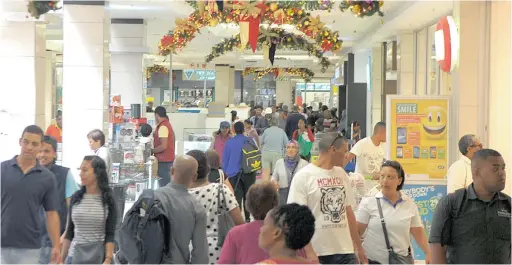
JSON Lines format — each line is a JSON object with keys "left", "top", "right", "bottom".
{"left": 65, "top": 256, "right": 73, "bottom": 264}
{"left": 1, "top": 248, "right": 40, "bottom": 264}
{"left": 39, "top": 245, "right": 52, "bottom": 264}
{"left": 319, "top": 254, "right": 356, "bottom": 264}
{"left": 157, "top": 162, "right": 173, "bottom": 188}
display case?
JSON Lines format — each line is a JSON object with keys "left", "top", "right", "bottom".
{"left": 183, "top": 128, "right": 217, "bottom": 153}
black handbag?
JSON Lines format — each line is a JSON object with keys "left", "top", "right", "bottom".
{"left": 216, "top": 170, "right": 235, "bottom": 247}
{"left": 73, "top": 206, "right": 106, "bottom": 264}
{"left": 376, "top": 198, "right": 414, "bottom": 264}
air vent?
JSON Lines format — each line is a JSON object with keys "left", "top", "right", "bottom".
{"left": 247, "top": 60, "right": 257, "bottom": 63}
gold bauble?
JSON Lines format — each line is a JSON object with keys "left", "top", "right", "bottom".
{"left": 209, "top": 18, "right": 219, "bottom": 26}
{"left": 298, "top": 10, "right": 303, "bottom": 15}
{"left": 270, "top": 3, "right": 278, "bottom": 11}
{"left": 379, "top": 1, "right": 384, "bottom": 7}
{"left": 353, "top": 5, "right": 360, "bottom": 13}
{"left": 324, "top": 31, "right": 329, "bottom": 37}
{"left": 304, "top": 21, "right": 310, "bottom": 26}
{"left": 287, "top": 9, "right": 293, "bottom": 16}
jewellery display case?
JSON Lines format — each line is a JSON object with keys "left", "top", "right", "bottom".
{"left": 182, "top": 128, "right": 217, "bottom": 153}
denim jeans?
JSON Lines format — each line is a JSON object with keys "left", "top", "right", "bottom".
{"left": 318, "top": 253, "right": 357, "bottom": 264}
{"left": 1, "top": 248, "right": 41, "bottom": 264}
{"left": 39, "top": 246, "right": 52, "bottom": 264}
{"left": 65, "top": 256, "right": 73, "bottom": 264}
{"left": 157, "top": 162, "right": 173, "bottom": 188}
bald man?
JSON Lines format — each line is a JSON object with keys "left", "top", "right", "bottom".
{"left": 157, "top": 155, "right": 208, "bottom": 264}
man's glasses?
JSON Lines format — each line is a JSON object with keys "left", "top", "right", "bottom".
{"left": 470, "top": 144, "right": 483, "bottom": 149}
{"left": 330, "top": 133, "right": 344, "bottom": 147}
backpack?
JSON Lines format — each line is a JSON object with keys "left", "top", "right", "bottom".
{"left": 115, "top": 189, "right": 171, "bottom": 264}
{"left": 241, "top": 139, "right": 262, "bottom": 174}
{"left": 440, "top": 188, "right": 467, "bottom": 246}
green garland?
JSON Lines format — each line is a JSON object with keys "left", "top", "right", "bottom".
{"left": 27, "top": 1, "right": 60, "bottom": 19}
{"left": 339, "top": 1, "right": 384, "bottom": 18}
{"left": 186, "top": 0, "right": 335, "bottom": 12}
{"left": 205, "top": 27, "right": 331, "bottom": 73}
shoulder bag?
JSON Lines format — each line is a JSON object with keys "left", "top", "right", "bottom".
{"left": 216, "top": 169, "right": 235, "bottom": 247}
{"left": 376, "top": 198, "right": 414, "bottom": 264}
{"left": 73, "top": 204, "right": 106, "bottom": 264}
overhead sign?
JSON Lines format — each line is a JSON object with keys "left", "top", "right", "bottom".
{"left": 435, "top": 16, "right": 459, "bottom": 72}
{"left": 182, "top": 69, "right": 216, "bottom": 81}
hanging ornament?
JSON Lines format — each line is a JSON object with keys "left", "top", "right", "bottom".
{"left": 197, "top": 1, "right": 206, "bottom": 14}
{"left": 248, "top": 16, "right": 260, "bottom": 52}
{"left": 269, "top": 43, "right": 277, "bottom": 66}
{"left": 273, "top": 8, "right": 286, "bottom": 24}
{"left": 239, "top": 22, "right": 250, "bottom": 50}
{"left": 207, "top": 0, "right": 219, "bottom": 14}
{"left": 274, "top": 68, "right": 280, "bottom": 78}
{"left": 262, "top": 43, "right": 270, "bottom": 66}
{"left": 216, "top": 0, "right": 224, "bottom": 11}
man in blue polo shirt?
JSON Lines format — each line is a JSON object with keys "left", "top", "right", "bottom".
{"left": 222, "top": 121, "right": 257, "bottom": 222}
{"left": 38, "top": 135, "right": 80, "bottom": 264}
{"left": 1, "top": 125, "right": 61, "bottom": 264}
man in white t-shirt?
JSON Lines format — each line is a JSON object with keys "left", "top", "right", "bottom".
{"left": 346, "top": 122, "right": 386, "bottom": 182}
{"left": 288, "top": 133, "right": 367, "bottom": 264}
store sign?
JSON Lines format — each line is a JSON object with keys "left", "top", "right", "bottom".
{"left": 182, "top": 69, "right": 216, "bottom": 80}
{"left": 435, "top": 16, "right": 459, "bottom": 73}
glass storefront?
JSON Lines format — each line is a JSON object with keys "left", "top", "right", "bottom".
{"left": 295, "top": 83, "right": 331, "bottom": 108}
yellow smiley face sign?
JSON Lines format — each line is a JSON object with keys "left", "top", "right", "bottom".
{"left": 421, "top": 106, "right": 447, "bottom": 140}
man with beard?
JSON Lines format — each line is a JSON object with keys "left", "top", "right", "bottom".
{"left": 37, "top": 136, "right": 79, "bottom": 264}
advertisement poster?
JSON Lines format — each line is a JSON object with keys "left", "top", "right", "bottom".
{"left": 386, "top": 96, "right": 450, "bottom": 179}
{"left": 402, "top": 184, "right": 447, "bottom": 261}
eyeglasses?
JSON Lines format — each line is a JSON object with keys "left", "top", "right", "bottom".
{"left": 382, "top": 160, "right": 404, "bottom": 177}
{"left": 470, "top": 144, "right": 483, "bottom": 149}
{"left": 330, "top": 132, "right": 344, "bottom": 147}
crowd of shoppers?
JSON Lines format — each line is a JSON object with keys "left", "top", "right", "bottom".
{"left": 1, "top": 100, "right": 510, "bottom": 265}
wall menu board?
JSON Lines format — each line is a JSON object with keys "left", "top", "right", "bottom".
{"left": 402, "top": 184, "right": 446, "bottom": 261}
{"left": 386, "top": 96, "right": 450, "bottom": 179}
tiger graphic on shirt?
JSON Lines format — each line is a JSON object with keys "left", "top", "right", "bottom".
{"left": 319, "top": 187, "right": 347, "bottom": 223}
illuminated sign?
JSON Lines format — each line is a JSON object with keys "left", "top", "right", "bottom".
{"left": 435, "top": 16, "right": 459, "bottom": 73}
{"left": 182, "top": 69, "right": 216, "bottom": 80}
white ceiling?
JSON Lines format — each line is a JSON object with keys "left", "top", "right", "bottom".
{"left": 6, "top": 0, "right": 454, "bottom": 72}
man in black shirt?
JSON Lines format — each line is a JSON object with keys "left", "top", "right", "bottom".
{"left": 429, "top": 149, "right": 510, "bottom": 264}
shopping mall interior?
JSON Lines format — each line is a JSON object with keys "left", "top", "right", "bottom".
{"left": 0, "top": 0, "right": 511, "bottom": 263}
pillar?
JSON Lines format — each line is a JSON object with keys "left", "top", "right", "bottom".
{"left": 214, "top": 64, "right": 233, "bottom": 106}
{"left": 371, "top": 46, "right": 383, "bottom": 126}
{"left": 62, "top": 2, "right": 110, "bottom": 169}
{"left": 488, "top": 1, "right": 511, "bottom": 195}
{"left": 110, "top": 19, "right": 146, "bottom": 109}
{"left": 44, "top": 51, "right": 56, "bottom": 128}
{"left": 276, "top": 78, "right": 293, "bottom": 107}
{"left": 0, "top": 18, "right": 47, "bottom": 161}
{"left": 397, "top": 31, "right": 415, "bottom": 95}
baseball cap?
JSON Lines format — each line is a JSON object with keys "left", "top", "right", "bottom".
{"left": 220, "top": 121, "right": 230, "bottom": 128}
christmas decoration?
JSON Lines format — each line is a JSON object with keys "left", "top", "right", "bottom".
{"left": 205, "top": 27, "right": 333, "bottom": 72}
{"left": 27, "top": 1, "right": 60, "bottom": 19}
{"left": 158, "top": 0, "right": 357, "bottom": 55}
{"left": 339, "top": 1, "right": 384, "bottom": 18}
{"left": 146, "top": 65, "right": 169, "bottom": 80}
{"left": 242, "top": 67, "right": 315, "bottom": 82}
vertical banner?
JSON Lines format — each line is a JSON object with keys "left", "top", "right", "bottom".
{"left": 386, "top": 96, "right": 450, "bottom": 179}
{"left": 402, "top": 184, "right": 447, "bottom": 260}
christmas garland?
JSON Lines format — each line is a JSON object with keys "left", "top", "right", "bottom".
{"left": 339, "top": 1, "right": 384, "bottom": 18}
{"left": 205, "top": 27, "right": 332, "bottom": 72}
{"left": 158, "top": 2, "right": 343, "bottom": 55}
{"left": 27, "top": 1, "right": 60, "bottom": 19}
{"left": 146, "top": 65, "right": 169, "bottom": 80}
{"left": 243, "top": 67, "right": 315, "bottom": 82}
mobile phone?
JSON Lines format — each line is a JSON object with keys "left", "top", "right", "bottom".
{"left": 430, "top": 146, "right": 437, "bottom": 159}
{"left": 396, "top": 146, "right": 403, "bottom": 158}
{"left": 397, "top": 127, "right": 407, "bottom": 144}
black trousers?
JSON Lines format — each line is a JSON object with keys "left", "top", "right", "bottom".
{"left": 229, "top": 171, "right": 256, "bottom": 221}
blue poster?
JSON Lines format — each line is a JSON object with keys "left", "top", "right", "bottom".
{"left": 401, "top": 184, "right": 447, "bottom": 261}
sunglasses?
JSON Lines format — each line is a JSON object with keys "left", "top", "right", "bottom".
{"left": 330, "top": 133, "right": 344, "bottom": 147}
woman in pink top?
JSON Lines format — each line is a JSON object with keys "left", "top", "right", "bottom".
{"left": 210, "top": 121, "right": 232, "bottom": 164}
{"left": 218, "top": 183, "right": 317, "bottom": 264}
{"left": 256, "top": 203, "right": 317, "bottom": 264}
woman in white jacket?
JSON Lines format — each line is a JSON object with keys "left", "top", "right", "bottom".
{"left": 271, "top": 140, "right": 309, "bottom": 205}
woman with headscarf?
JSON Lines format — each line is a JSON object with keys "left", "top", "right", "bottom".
{"left": 271, "top": 140, "right": 309, "bottom": 205}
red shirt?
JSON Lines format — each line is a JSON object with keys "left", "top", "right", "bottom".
{"left": 46, "top": 124, "right": 62, "bottom": 143}
{"left": 153, "top": 119, "right": 175, "bottom": 162}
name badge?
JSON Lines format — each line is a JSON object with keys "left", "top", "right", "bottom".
{"left": 497, "top": 209, "right": 511, "bottom": 218}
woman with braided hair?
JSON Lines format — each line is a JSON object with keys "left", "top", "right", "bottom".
{"left": 257, "top": 203, "right": 317, "bottom": 264}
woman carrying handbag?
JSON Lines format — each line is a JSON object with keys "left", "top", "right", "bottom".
{"left": 61, "top": 156, "right": 117, "bottom": 264}
{"left": 187, "top": 150, "right": 245, "bottom": 265}
{"left": 356, "top": 160, "right": 431, "bottom": 264}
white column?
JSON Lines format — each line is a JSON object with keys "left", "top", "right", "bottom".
{"left": 276, "top": 78, "right": 293, "bottom": 107}
{"left": 110, "top": 21, "right": 147, "bottom": 109}
{"left": 44, "top": 51, "right": 56, "bottom": 128}
{"left": 62, "top": 4, "right": 110, "bottom": 169}
{"left": 0, "top": 20, "right": 47, "bottom": 161}
{"left": 488, "top": 1, "right": 511, "bottom": 195}
{"left": 371, "top": 46, "right": 383, "bottom": 126}
{"left": 397, "top": 32, "right": 415, "bottom": 95}
{"left": 214, "top": 65, "right": 232, "bottom": 106}
{"left": 228, "top": 66, "right": 235, "bottom": 105}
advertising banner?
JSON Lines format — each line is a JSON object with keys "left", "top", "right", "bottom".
{"left": 386, "top": 96, "right": 450, "bottom": 179}
{"left": 402, "top": 184, "right": 447, "bottom": 261}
